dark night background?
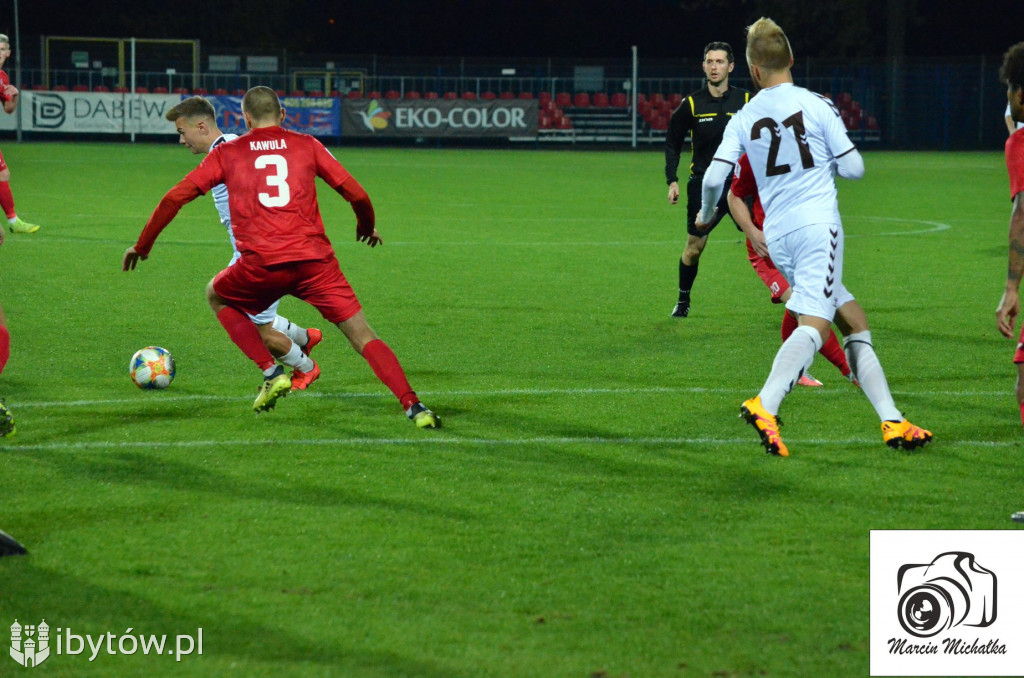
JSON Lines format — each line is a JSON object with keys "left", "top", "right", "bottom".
{"left": 3, "top": 0, "right": 1022, "bottom": 61}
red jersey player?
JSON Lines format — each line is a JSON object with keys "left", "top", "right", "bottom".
{"left": 123, "top": 87, "right": 439, "bottom": 427}
{"left": 727, "top": 153, "right": 855, "bottom": 387}
{"left": 0, "top": 34, "right": 40, "bottom": 235}
{"left": 995, "top": 42, "right": 1024, "bottom": 432}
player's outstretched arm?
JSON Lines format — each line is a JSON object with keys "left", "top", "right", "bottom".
{"left": 123, "top": 179, "right": 204, "bottom": 271}
{"left": 998, "top": 193, "right": 1024, "bottom": 337}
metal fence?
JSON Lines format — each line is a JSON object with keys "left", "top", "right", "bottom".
{"left": 10, "top": 38, "right": 1016, "bottom": 150}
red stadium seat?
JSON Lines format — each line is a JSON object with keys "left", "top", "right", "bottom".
{"left": 592, "top": 92, "right": 609, "bottom": 107}
{"left": 538, "top": 92, "right": 552, "bottom": 105}
{"left": 461, "top": 91, "right": 477, "bottom": 100}
{"left": 405, "top": 90, "right": 421, "bottom": 99}
{"left": 192, "top": 88, "right": 208, "bottom": 95}
{"left": 72, "top": 84, "right": 89, "bottom": 92}
{"left": 384, "top": 90, "right": 401, "bottom": 99}
{"left": 611, "top": 92, "right": 627, "bottom": 107}
{"left": 233, "top": 89, "right": 246, "bottom": 96}
{"left": 668, "top": 93, "right": 683, "bottom": 109}
{"left": 347, "top": 90, "right": 363, "bottom": 98}
{"left": 423, "top": 91, "right": 439, "bottom": 99}
{"left": 113, "top": 86, "right": 129, "bottom": 93}
{"left": 443, "top": 91, "right": 458, "bottom": 100}
{"left": 274, "top": 89, "right": 286, "bottom": 97}
{"left": 172, "top": 87, "right": 188, "bottom": 94}
{"left": 53, "top": 85, "right": 69, "bottom": 91}
{"left": 499, "top": 91, "right": 515, "bottom": 99}
{"left": 480, "top": 91, "right": 497, "bottom": 100}
{"left": 555, "top": 92, "right": 571, "bottom": 107}
{"left": 517, "top": 92, "right": 534, "bottom": 99}
{"left": 555, "top": 116, "right": 573, "bottom": 130}
{"left": 213, "top": 88, "right": 228, "bottom": 95}
{"left": 94, "top": 85, "right": 110, "bottom": 93}
{"left": 133, "top": 86, "right": 149, "bottom": 94}
{"left": 649, "top": 115, "right": 668, "bottom": 131}
{"left": 366, "top": 90, "right": 383, "bottom": 99}
{"left": 573, "top": 92, "right": 591, "bottom": 108}
{"left": 307, "top": 90, "right": 324, "bottom": 97}
{"left": 539, "top": 114, "right": 552, "bottom": 129}
{"left": 290, "top": 90, "right": 305, "bottom": 97}
{"left": 31, "top": 83, "right": 46, "bottom": 90}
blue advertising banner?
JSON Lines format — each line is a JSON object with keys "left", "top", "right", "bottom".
{"left": 205, "top": 95, "right": 341, "bottom": 137}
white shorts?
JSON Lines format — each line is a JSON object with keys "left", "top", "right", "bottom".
{"left": 228, "top": 252, "right": 281, "bottom": 325}
{"left": 767, "top": 222, "right": 855, "bottom": 322}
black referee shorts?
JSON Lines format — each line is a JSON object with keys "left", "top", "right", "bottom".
{"left": 685, "top": 173, "right": 734, "bottom": 237}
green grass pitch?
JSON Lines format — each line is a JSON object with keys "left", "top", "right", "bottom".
{"left": 0, "top": 141, "right": 1020, "bottom": 677}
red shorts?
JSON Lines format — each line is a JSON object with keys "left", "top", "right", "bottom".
{"left": 1015, "top": 325, "right": 1024, "bottom": 364}
{"left": 746, "top": 239, "right": 790, "bottom": 304}
{"left": 213, "top": 255, "right": 361, "bottom": 325}
{"left": 0, "top": 149, "right": 7, "bottom": 173}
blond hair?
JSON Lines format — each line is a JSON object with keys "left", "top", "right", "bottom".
{"left": 745, "top": 17, "right": 793, "bottom": 71}
{"left": 0, "top": 34, "right": 9, "bottom": 46}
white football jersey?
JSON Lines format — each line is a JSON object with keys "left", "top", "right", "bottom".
{"left": 209, "top": 133, "right": 240, "bottom": 262}
{"left": 712, "top": 83, "right": 856, "bottom": 242}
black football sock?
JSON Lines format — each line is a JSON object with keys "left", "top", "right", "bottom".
{"left": 678, "top": 259, "right": 698, "bottom": 302}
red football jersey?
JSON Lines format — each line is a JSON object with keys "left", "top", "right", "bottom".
{"left": 0, "top": 70, "right": 11, "bottom": 104}
{"left": 186, "top": 126, "right": 355, "bottom": 266}
{"left": 1007, "top": 128, "right": 1024, "bottom": 201}
{"left": 730, "top": 153, "right": 766, "bottom": 229}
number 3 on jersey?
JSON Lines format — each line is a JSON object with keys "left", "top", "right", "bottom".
{"left": 255, "top": 154, "right": 290, "bottom": 207}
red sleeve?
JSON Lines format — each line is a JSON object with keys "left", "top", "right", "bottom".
{"left": 135, "top": 179, "right": 204, "bottom": 256}
{"left": 1008, "top": 131, "right": 1024, "bottom": 200}
{"left": 730, "top": 154, "right": 756, "bottom": 200}
{"left": 333, "top": 176, "right": 375, "bottom": 237}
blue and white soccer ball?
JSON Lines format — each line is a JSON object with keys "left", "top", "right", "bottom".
{"left": 129, "top": 346, "right": 176, "bottom": 389}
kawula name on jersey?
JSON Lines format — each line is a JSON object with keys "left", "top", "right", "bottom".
{"left": 249, "top": 139, "right": 288, "bottom": 151}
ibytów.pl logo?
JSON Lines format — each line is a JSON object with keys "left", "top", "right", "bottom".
{"left": 10, "top": 619, "right": 51, "bottom": 668}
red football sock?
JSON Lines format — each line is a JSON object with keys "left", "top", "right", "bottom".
{"left": 216, "top": 307, "right": 275, "bottom": 371}
{"left": 0, "top": 182, "right": 15, "bottom": 220}
{"left": 0, "top": 325, "right": 9, "bottom": 375}
{"left": 362, "top": 339, "right": 418, "bottom": 409}
{"left": 780, "top": 310, "right": 798, "bottom": 342}
{"left": 820, "top": 329, "right": 852, "bottom": 376}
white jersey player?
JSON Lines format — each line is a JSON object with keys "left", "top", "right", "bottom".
{"left": 696, "top": 17, "right": 931, "bottom": 457}
{"left": 163, "top": 98, "right": 323, "bottom": 390}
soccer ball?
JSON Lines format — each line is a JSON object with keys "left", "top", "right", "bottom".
{"left": 129, "top": 346, "right": 176, "bottom": 389}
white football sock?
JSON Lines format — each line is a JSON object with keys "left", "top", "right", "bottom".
{"left": 758, "top": 325, "right": 822, "bottom": 414}
{"left": 272, "top": 315, "right": 309, "bottom": 347}
{"left": 844, "top": 331, "right": 902, "bottom": 421}
{"left": 277, "top": 341, "right": 315, "bottom": 372}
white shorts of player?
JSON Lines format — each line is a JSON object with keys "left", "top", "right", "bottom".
{"left": 228, "top": 251, "right": 282, "bottom": 326}
{"left": 768, "top": 221, "right": 855, "bottom": 323}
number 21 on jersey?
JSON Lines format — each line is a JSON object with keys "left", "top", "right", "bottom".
{"left": 255, "top": 154, "right": 290, "bottom": 207}
{"left": 751, "top": 111, "right": 814, "bottom": 177}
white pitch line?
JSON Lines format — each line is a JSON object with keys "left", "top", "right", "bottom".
{"left": 11, "top": 385, "right": 1004, "bottom": 410}
{"left": 4, "top": 436, "right": 1019, "bottom": 452}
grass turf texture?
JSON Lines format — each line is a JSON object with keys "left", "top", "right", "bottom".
{"left": 0, "top": 143, "right": 1019, "bottom": 677}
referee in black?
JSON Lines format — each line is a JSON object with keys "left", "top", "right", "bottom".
{"left": 666, "top": 41, "right": 750, "bottom": 318}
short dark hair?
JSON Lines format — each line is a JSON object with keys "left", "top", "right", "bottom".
{"left": 165, "top": 96, "right": 215, "bottom": 123}
{"left": 1001, "top": 42, "right": 1024, "bottom": 90}
{"left": 704, "top": 41, "right": 734, "bottom": 64}
{"left": 241, "top": 86, "right": 281, "bottom": 122}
